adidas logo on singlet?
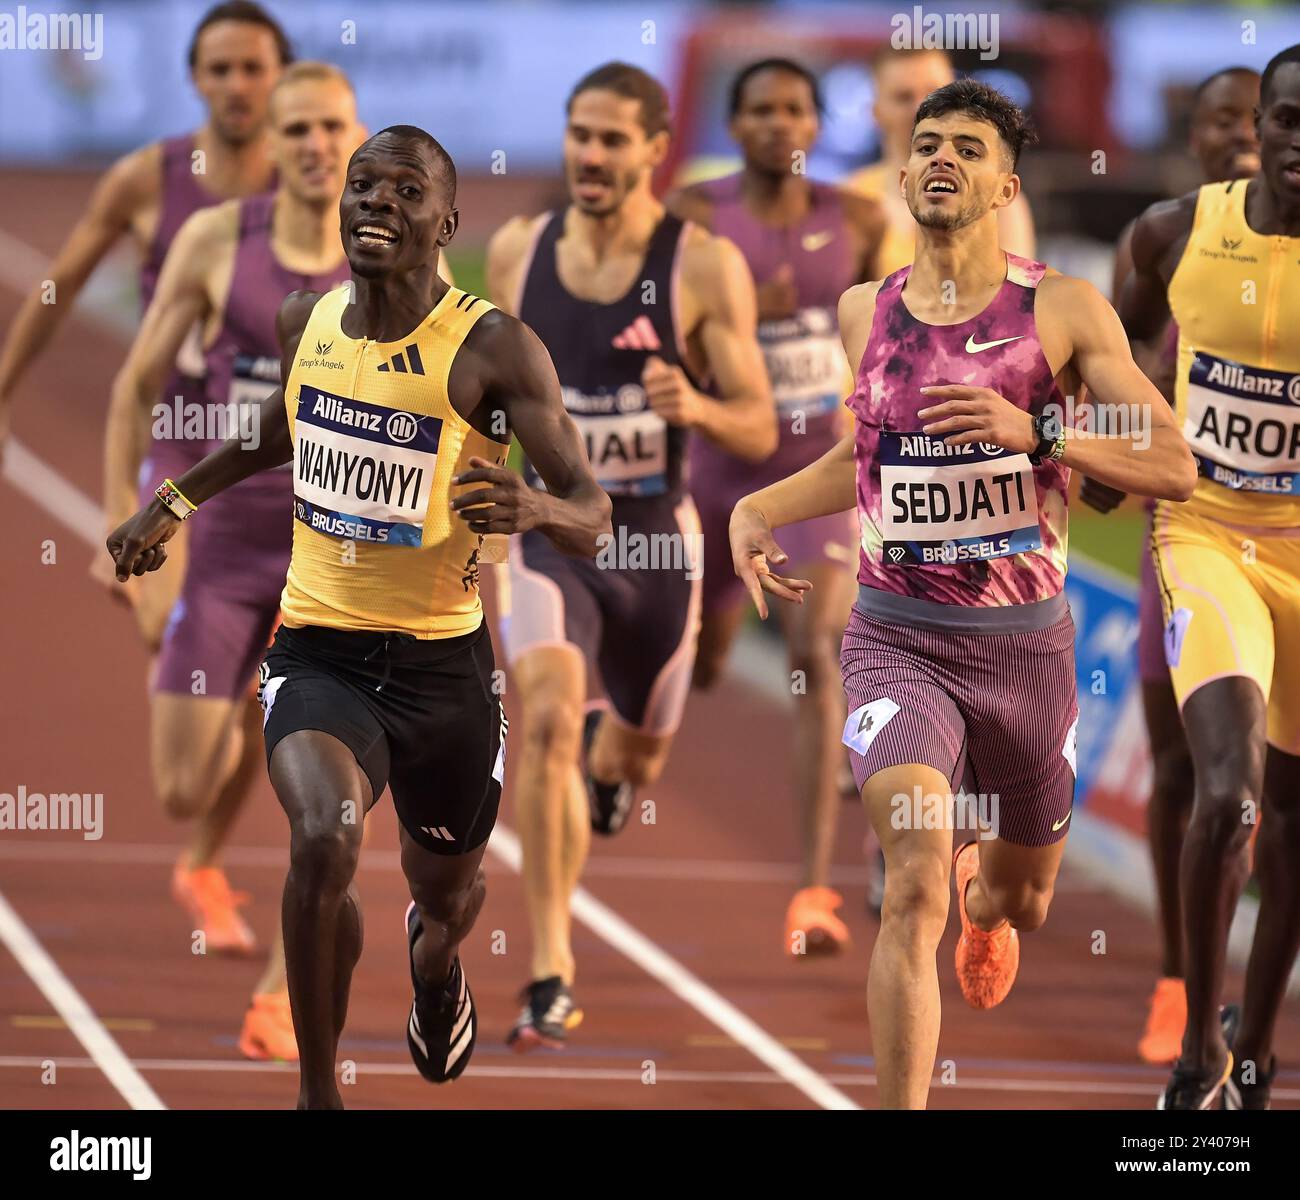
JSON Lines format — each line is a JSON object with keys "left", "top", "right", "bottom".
{"left": 611, "top": 315, "right": 661, "bottom": 352}
{"left": 375, "top": 294, "right": 485, "bottom": 373}
{"left": 376, "top": 343, "right": 426, "bottom": 375}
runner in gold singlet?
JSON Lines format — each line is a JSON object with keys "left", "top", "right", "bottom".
{"left": 1122, "top": 43, "right": 1300, "bottom": 1111}
{"left": 107, "top": 125, "right": 612, "bottom": 1109}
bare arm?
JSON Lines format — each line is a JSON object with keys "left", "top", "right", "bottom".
{"left": 729, "top": 282, "right": 879, "bottom": 615}
{"left": 918, "top": 277, "right": 1196, "bottom": 501}
{"left": 670, "top": 233, "right": 776, "bottom": 462}
{"left": 838, "top": 190, "right": 886, "bottom": 282}
{"left": 483, "top": 215, "right": 536, "bottom": 316}
{"left": 102, "top": 204, "right": 234, "bottom": 526}
{"left": 106, "top": 291, "right": 313, "bottom": 581}
{"left": 0, "top": 146, "right": 155, "bottom": 427}
{"left": 1118, "top": 195, "right": 1191, "bottom": 341}
{"left": 450, "top": 312, "right": 611, "bottom": 558}
{"left": 1055, "top": 278, "right": 1195, "bottom": 498}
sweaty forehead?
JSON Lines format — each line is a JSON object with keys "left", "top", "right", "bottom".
{"left": 350, "top": 140, "right": 435, "bottom": 178}
{"left": 912, "top": 117, "right": 993, "bottom": 147}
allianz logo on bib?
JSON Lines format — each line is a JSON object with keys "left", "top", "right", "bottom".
{"left": 1198, "top": 357, "right": 1300, "bottom": 404}
{"left": 293, "top": 385, "right": 441, "bottom": 545}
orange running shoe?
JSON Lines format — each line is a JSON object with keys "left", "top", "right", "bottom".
{"left": 239, "top": 993, "right": 298, "bottom": 1061}
{"left": 1138, "top": 976, "right": 1187, "bottom": 1064}
{"left": 953, "top": 842, "right": 1019, "bottom": 1009}
{"left": 784, "top": 886, "right": 850, "bottom": 957}
{"left": 171, "top": 860, "right": 257, "bottom": 955}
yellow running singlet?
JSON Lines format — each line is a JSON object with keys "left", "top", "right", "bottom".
{"left": 1166, "top": 179, "right": 1300, "bottom": 527}
{"left": 1153, "top": 180, "right": 1300, "bottom": 750}
{"left": 279, "top": 284, "right": 509, "bottom": 638}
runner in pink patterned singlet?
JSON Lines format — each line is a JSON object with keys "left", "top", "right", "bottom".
{"left": 725, "top": 80, "right": 1195, "bottom": 1109}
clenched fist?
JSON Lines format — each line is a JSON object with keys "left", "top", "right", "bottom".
{"left": 641, "top": 355, "right": 701, "bottom": 428}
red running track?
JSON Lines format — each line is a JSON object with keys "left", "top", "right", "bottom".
{"left": 2, "top": 171, "right": 1298, "bottom": 1110}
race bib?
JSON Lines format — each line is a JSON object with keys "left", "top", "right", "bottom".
{"left": 760, "top": 306, "right": 846, "bottom": 417}
{"left": 292, "top": 384, "right": 440, "bottom": 546}
{"left": 878, "top": 431, "right": 1040, "bottom": 566}
{"left": 223, "top": 353, "right": 279, "bottom": 441}
{"left": 561, "top": 384, "right": 668, "bottom": 497}
{"left": 1184, "top": 351, "right": 1300, "bottom": 495}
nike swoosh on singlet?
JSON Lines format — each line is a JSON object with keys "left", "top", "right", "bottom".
{"left": 965, "top": 334, "right": 1025, "bottom": 353}
{"left": 801, "top": 230, "right": 834, "bottom": 252}
{"left": 1052, "top": 810, "right": 1072, "bottom": 832}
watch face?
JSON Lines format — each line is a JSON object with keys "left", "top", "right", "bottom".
{"left": 1041, "top": 413, "right": 1062, "bottom": 440}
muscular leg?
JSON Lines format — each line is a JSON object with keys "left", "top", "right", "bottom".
{"left": 691, "top": 603, "right": 745, "bottom": 691}
{"left": 588, "top": 711, "right": 673, "bottom": 794}
{"left": 150, "top": 693, "right": 244, "bottom": 824}
{"left": 188, "top": 696, "right": 264, "bottom": 867}
{"left": 514, "top": 646, "right": 589, "bottom": 984}
{"left": 863, "top": 764, "right": 954, "bottom": 1109}
{"left": 1177, "top": 677, "right": 1267, "bottom": 1072}
{"left": 268, "top": 730, "right": 368, "bottom": 1109}
{"left": 774, "top": 560, "right": 854, "bottom": 889}
{"left": 400, "top": 830, "right": 488, "bottom": 993}
{"left": 963, "top": 833, "right": 1069, "bottom": 935}
{"left": 1234, "top": 746, "right": 1300, "bottom": 1072}
{"left": 1143, "top": 678, "right": 1195, "bottom": 978}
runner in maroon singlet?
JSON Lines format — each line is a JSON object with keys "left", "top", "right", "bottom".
{"left": 0, "top": 1, "right": 289, "bottom": 642}
{"left": 668, "top": 58, "right": 884, "bottom": 957}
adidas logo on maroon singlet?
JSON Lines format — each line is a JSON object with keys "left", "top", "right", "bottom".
{"left": 377, "top": 343, "right": 425, "bottom": 375}
{"left": 611, "top": 315, "right": 661, "bottom": 352}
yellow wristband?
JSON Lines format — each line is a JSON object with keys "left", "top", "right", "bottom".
{"left": 155, "top": 478, "right": 197, "bottom": 520}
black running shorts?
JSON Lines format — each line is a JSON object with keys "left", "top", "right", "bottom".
{"left": 258, "top": 622, "right": 506, "bottom": 855}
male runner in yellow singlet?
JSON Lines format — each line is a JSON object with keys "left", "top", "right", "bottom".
{"left": 104, "top": 60, "right": 365, "bottom": 1060}
{"left": 107, "top": 125, "right": 612, "bottom": 1109}
{"left": 1084, "top": 65, "right": 1261, "bottom": 1067}
{"left": 1122, "top": 43, "right": 1300, "bottom": 1111}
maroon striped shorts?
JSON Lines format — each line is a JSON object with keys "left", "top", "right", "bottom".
{"left": 839, "top": 593, "right": 1079, "bottom": 847}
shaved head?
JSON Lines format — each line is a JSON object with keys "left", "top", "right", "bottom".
{"left": 351, "top": 124, "right": 457, "bottom": 204}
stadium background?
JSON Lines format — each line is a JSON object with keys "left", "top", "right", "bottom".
{"left": 1, "top": 0, "right": 1297, "bottom": 1109}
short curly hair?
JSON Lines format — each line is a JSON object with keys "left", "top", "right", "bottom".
{"left": 913, "top": 79, "right": 1037, "bottom": 169}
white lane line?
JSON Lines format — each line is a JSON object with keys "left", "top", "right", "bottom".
{"left": 487, "top": 827, "right": 858, "bottom": 1110}
{"left": 3, "top": 441, "right": 859, "bottom": 1112}
{"left": 3, "top": 437, "right": 102, "bottom": 533}
{"left": 0, "top": 224, "right": 139, "bottom": 337}
{"left": 4, "top": 1056, "right": 1289, "bottom": 1104}
{"left": 0, "top": 894, "right": 166, "bottom": 1109}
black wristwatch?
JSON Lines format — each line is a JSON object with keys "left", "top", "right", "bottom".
{"left": 1029, "top": 411, "right": 1065, "bottom": 464}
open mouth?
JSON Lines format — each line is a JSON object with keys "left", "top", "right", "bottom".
{"left": 923, "top": 175, "right": 958, "bottom": 195}
{"left": 353, "top": 223, "right": 399, "bottom": 248}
